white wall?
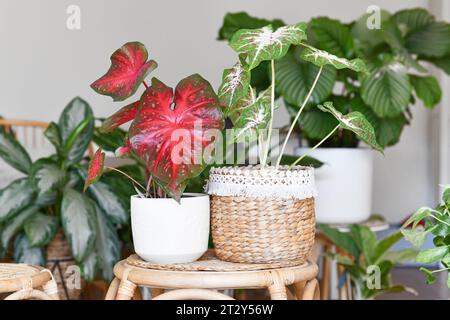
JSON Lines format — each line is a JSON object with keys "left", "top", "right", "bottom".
{"left": 0, "top": 0, "right": 442, "bottom": 223}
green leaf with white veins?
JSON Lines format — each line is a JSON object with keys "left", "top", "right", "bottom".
{"left": 61, "top": 188, "right": 96, "bottom": 262}
{"left": 30, "top": 159, "right": 66, "bottom": 206}
{"left": 0, "top": 130, "right": 32, "bottom": 174}
{"left": 13, "top": 233, "right": 45, "bottom": 265}
{"left": 24, "top": 213, "right": 58, "bottom": 247}
{"left": 230, "top": 23, "right": 307, "bottom": 70}
{"left": 0, "top": 178, "right": 35, "bottom": 222}
{"left": 318, "top": 102, "right": 383, "bottom": 152}
{"left": 232, "top": 86, "right": 272, "bottom": 140}
{"left": 300, "top": 46, "right": 368, "bottom": 73}
{"left": 218, "top": 58, "right": 251, "bottom": 110}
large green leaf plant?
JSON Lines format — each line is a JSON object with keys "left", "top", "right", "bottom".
{"left": 218, "top": 17, "right": 382, "bottom": 168}
{"left": 318, "top": 224, "right": 417, "bottom": 299}
{"left": 0, "top": 97, "right": 136, "bottom": 282}
{"left": 218, "top": 9, "right": 450, "bottom": 148}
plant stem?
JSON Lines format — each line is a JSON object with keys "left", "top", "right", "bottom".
{"left": 430, "top": 214, "right": 450, "bottom": 227}
{"left": 261, "top": 60, "right": 276, "bottom": 169}
{"left": 275, "top": 65, "right": 324, "bottom": 168}
{"left": 431, "top": 267, "right": 450, "bottom": 274}
{"left": 106, "top": 166, "right": 146, "bottom": 191}
{"left": 289, "top": 124, "right": 339, "bottom": 169}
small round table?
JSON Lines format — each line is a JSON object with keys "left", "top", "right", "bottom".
{"left": 106, "top": 251, "right": 319, "bottom": 300}
{"left": 0, "top": 263, "right": 59, "bottom": 300}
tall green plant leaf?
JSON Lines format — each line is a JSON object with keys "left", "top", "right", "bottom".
{"left": 24, "top": 213, "right": 58, "bottom": 247}
{"left": 13, "top": 233, "right": 45, "bottom": 265}
{"left": 0, "top": 178, "right": 35, "bottom": 222}
{"left": 81, "top": 251, "right": 98, "bottom": 282}
{"left": 361, "top": 64, "right": 412, "bottom": 118}
{"left": 218, "top": 12, "right": 285, "bottom": 41}
{"left": 1, "top": 206, "right": 38, "bottom": 249}
{"left": 351, "top": 10, "right": 392, "bottom": 52}
{"left": 58, "top": 97, "right": 94, "bottom": 164}
{"left": 309, "top": 17, "right": 354, "bottom": 57}
{"left": 373, "top": 231, "right": 404, "bottom": 263}
{"left": 0, "top": 130, "right": 32, "bottom": 174}
{"left": 317, "top": 224, "right": 360, "bottom": 258}
{"left": 44, "top": 122, "right": 62, "bottom": 153}
{"left": 61, "top": 188, "right": 96, "bottom": 262}
{"left": 350, "top": 225, "right": 377, "bottom": 265}
{"left": 317, "top": 101, "right": 383, "bottom": 152}
{"left": 29, "top": 159, "right": 66, "bottom": 206}
{"left": 276, "top": 49, "right": 336, "bottom": 106}
{"left": 301, "top": 107, "right": 338, "bottom": 140}
{"left": 410, "top": 75, "right": 442, "bottom": 108}
{"left": 300, "top": 46, "right": 367, "bottom": 72}
{"left": 230, "top": 23, "right": 307, "bottom": 69}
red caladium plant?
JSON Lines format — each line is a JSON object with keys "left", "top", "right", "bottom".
{"left": 85, "top": 42, "right": 224, "bottom": 201}
{"left": 91, "top": 42, "right": 157, "bottom": 102}
{"left": 83, "top": 148, "right": 105, "bottom": 192}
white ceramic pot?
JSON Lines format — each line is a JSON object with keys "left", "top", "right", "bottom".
{"left": 296, "top": 147, "right": 373, "bottom": 224}
{"left": 131, "top": 193, "right": 210, "bottom": 264}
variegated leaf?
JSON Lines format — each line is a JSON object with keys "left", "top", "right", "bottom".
{"left": 83, "top": 149, "right": 105, "bottom": 192}
{"left": 0, "top": 179, "right": 35, "bottom": 222}
{"left": 233, "top": 86, "right": 272, "bottom": 140}
{"left": 218, "top": 59, "right": 251, "bottom": 110}
{"left": 230, "top": 22, "right": 307, "bottom": 69}
{"left": 30, "top": 159, "right": 66, "bottom": 206}
{"left": 300, "top": 46, "right": 368, "bottom": 73}
{"left": 318, "top": 101, "right": 383, "bottom": 152}
{"left": 13, "top": 234, "right": 45, "bottom": 265}
{"left": 24, "top": 213, "right": 58, "bottom": 247}
{"left": 1, "top": 206, "right": 38, "bottom": 249}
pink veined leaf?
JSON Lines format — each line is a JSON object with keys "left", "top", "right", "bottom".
{"left": 100, "top": 101, "right": 140, "bottom": 133}
{"left": 115, "top": 139, "right": 132, "bottom": 157}
{"left": 129, "top": 74, "right": 224, "bottom": 200}
{"left": 91, "top": 42, "right": 158, "bottom": 101}
{"left": 83, "top": 148, "right": 105, "bottom": 192}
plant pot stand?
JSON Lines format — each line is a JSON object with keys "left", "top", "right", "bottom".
{"left": 0, "top": 263, "right": 59, "bottom": 300}
{"left": 105, "top": 250, "right": 320, "bottom": 300}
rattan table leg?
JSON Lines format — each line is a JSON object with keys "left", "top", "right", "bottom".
{"left": 321, "top": 243, "right": 332, "bottom": 300}
{"left": 293, "top": 281, "right": 306, "bottom": 300}
{"left": 302, "top": 279, "right": 320, "bottom": 300}
{"left": 150, "top": 288, "right": 165, "bottom": 298}
{"left": 105, "top": 277, "right": 120, "bottom": 300}
{"left": 116, "top": 279, "right": 137, "bottom": 300}
{"left": 268, "top": 284, "right": 288, "bottom": 300}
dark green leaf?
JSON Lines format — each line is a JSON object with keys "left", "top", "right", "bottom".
{"left": 0, "top": 130, "right": 32, "bottom": 174}
{"left": 61, "top": 188, "right": 96, "bottom": 262}
{"left": 351, "top": 10, "right": 392, "bottom": 53}
{"left": 410, "top": 75, "right": 442, "bottom": 108}
{"left": 92, "top": 127, "right": 126, "bottom": 152}
{"left": 424, "top": 55, "right": 450, "bottom": 75}
{"left": 317, "top": 224, "right": 360, "bottom": 258}
{"left": 301, "top": 107, "right": 338, "bottom": 140}
{"left": 279, "top": 154, "right": 323, "bottom": 168}
{"left": 44, "top": 122, "right": 62, "bottom": 153}
{"left": 0, "top": 178, "right": 35, "bottom": 222}
{"left": 309, "top": 17, "right": 354, "bottom": 58}
{"left": 218, "top": 12, "right": 285, "bottom": 41}
{"left": 1, "top": 206, "right": 38, "bottom": 249}
{"left": 416, "top": 246, "right": 449, "bottom": 264}
{"left": 13, "top": 233, "right": 45, "bottom": 265}
{"left": 58, "top": 97, "right": 94, "bottom": 164}
{"left": 24, "top": 213, "right": 58, "bottom": 247}
{"left": 373, "top": 231, "right": 404, "bottom": 263}
{"left": 406, "top": 22, "right": 450, "bottom": 58}
{"left": 350, "top": 225, "right": 377, "bottom": 265}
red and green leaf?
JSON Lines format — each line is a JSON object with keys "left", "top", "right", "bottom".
{"left": 91, "top": 42, "right": 157, "bottom": 101}
{"left": 83, "top": 149, "right": 105, "bottom": 192}
{"left": 115, "top": 139, "right": 132, "bottom": 158}
{"left": 129, "top": 74, "right": 224, "bottom": 200}
{"left": 100, "top": 101, "right": 139, "bottom": 133}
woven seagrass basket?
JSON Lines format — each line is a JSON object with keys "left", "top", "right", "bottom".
{"left": 207, "top": 165, "right": 317, "bottom": 264}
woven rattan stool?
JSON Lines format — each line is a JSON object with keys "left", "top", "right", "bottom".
{"left": 0, "top": 263, "right": 59, "bottom": 300}
{"left": 105, "top": 250, "right": 319, "bottom": 300}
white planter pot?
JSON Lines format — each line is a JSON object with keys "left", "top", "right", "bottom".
{"left": 131, "top": 193, "right": 210, "bottom": 264}
{"left": 296, "top": 148, "right": 373, "bottom": 224}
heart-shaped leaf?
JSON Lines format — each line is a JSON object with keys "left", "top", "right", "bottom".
{"left": 83, "top": 149, "right": 105, "bottom": 192}
{"left": 100, "top": 101, "right": 140, "bottom": 133}
{"left": 91, "top": 42, "right": 158, "bottom": 101}
{"left": 24, "top": 212, "right": 58, "bottom": 247}
{"left": 0, "top": 130, "right": 32, "bottom": 174}
{"left": 0, "top": 178, "right": 35, "bottom": 222}
{"left": 218, "top": 58, "right": 251, "bottom": 110}
{"left": 300, "top": 46, "right": 368, "bottom": 73}
{"left": 30, "top": 159, "right": 66, "bottom": 206}
{"left": 318, "top": 101, "right": 383, "bottom": 152}
{"left": 129, "top": 74, "right": 224, "bottom": 200}
{"left": 61, "top": 188, "right": 97, "bottom": 262}
{"left": 58, "top": 97, "right": 95, "bottom": 164}
{"left": 230, "top": 23, "right": 307, "bottom": 69}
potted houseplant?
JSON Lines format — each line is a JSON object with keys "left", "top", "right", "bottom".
{"left": 318, "top": 223, "right": 417, "bottom": 299}
{"left": 85, "top": 42, "right": 224, "bottom": 264}
{"left": 0, "top": 97, "right": 132, "bottom": 299}
{"left": 217, "top": 9, "right": 450, "bottom": 224}
{"left": 401, "top": 185, "right": 450, "bottom": 288}
{"left": 207, "top": 21, "right": 382, "bottom": 264}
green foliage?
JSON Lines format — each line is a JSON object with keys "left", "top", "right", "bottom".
{"left": 401, "top": 186, "right": 450, "bottom": 288}
{"left": 318, "top": 223, "right": 417, "bottom": 299}
{"left": 0, "top": 97, "right": 134, "bottom": 282}
{"left": 217, "top": 8, "right": 449, "bottom": 148}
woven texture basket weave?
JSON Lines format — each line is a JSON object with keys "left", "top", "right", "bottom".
{"left": 207, "top": 165, "right": 317, "bottom": 264}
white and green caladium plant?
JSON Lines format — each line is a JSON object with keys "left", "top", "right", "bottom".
{"left": 219, "top": 21, "right": 383, "bottom": 168}
{"left": 0, "top": 97, "right": 132, "bottom": 282}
